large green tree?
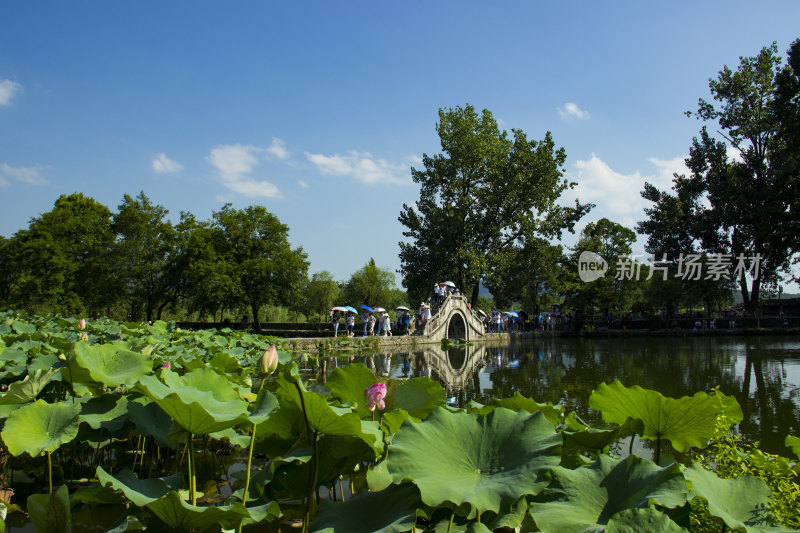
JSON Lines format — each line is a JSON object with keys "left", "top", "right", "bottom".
{"left": 209, "top": 204, "right": 309, "bottom": 329}
{"left": 563, "top": 218, "right": 643, "bottom": 318}
{"left": 10, "top": 193, "right": 116, "bottom": 315}
{"left": 485, "top": 236, "right": 564, "bottom": 312}
{"left": 399, "top": 104, "right": 590, "bottom": 307}
{"left": 639, "top": 42, "right": 799, "bottom": 311}
{"left": 305, "top": 271, "right": 341, "bottom": 323}
{"left": 112, "top": 192, "right": 177, "bottom": 321}
{"left": 342, "top": 258, "right": 395, "bottom": 308}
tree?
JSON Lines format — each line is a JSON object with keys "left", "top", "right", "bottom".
{"left": 11, "top": 193, "right": 116, "bottom": 315}
{"left": 639, "top": 42, "right": 798, "bottom": 311}
{"left": 305, "top": 271, "right": 341, "bottom": 323}
{"left": 398, "top": 104, "right": 591, "bottom": 307}
{"left": 773, "top": 38, "right": 800, "bottom": 280}
{"left": 209, "top": 204, "right": 309, "bottom": 329}
{"left": 485, "top": 236, "right": 564, "bottom": 312}
{"left": 563, "top": 218, "right": 643, "bottom": 319}
{"left": 112, "top": 192, "right": 177, "bottom": 321}
{"left": 0, "top": 236, "right": 19, "bottom": 307}
{"left": 342, "top": 258, "right": 395, "bottom": 308}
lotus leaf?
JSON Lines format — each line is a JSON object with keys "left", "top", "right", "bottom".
{"left": 385, "top": 376, "right": 446, "bottom": 419}
{"left": 563, "top": 412, "right": 644, "bottom": 452}
{"left": 310, "top": 483, "right": 422, "bottom": 533}
{"left": 0, "top": 368, "right": 60, "bottom": 404}
{"left": 27, "top": 485, "right": 70, "bottom": 533}
{"left": 144, "top": 491, "right": 280, "bottom": 531}
{"left": 472, "top": 391, "right": 563, "bottom": 427}
{"left": 96, "top": 466, "right": 184, "bottom": 507}
{"left": 77, "top": 392, "right": 130, "bottom": 432}
{"left": 2, "top": 399, "right": 80, "bottom": 456}
{"left": 27, "top": 353, "right": 62, "bottom": 374}
{"left": 326, "top": 362, "right": 378, "bottom": 419}
{"left": 387, "top": 407, "right": 561, "bottom": 513}
{"left": 127, "top": 398, "right": 180, "bottom": 449}
{"left": 605, "top": 508, "right": 687, "bottom": 532}
{"left": 786, "top": 435, "right": 800, "bottom": 459}
{"left": 529, "top": 454, "right": 687, "bottom": 533}
{"left": 683, "top": 463, "right": 776, "bottom": 532}
{"left": 589, "top": 381, "right": 743, "bottom": 452}
{"left": 136, "top": 367, "right": 249, "bottom": 435}
{"left": 68, "top": 341, "right": 153, "bottom": 389}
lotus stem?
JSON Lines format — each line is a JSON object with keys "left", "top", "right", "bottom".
{"left": 187, "top": 433, "right": 196, "bottom": 505}
{"left": 132, "top": 435, "right": 142, "bottom": 471}
{"left": 448, "top": 511, "right": 454, "bottom": 532}
{"left": 47, "top": 450, "right": 53, "bottom": 494}
{"left": 629, "top": 435, "right": 634, "bottom": 455}
{"left": 655, "top": 435, "right": 661, "bottom": 465}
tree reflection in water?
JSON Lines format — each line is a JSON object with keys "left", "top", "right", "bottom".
{"left": 402, "top": 337, "right": 800, "bottom": 455}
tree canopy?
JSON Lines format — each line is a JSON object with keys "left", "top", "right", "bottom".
{"left": 398, "top": 104, "right": 591, "bottom": 307}
{"left": 638, "top": 41, "right": 800, "bottom": 311}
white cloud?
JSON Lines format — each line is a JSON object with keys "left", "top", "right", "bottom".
{"left": 305, "top": 150, "right": 410, "bottom": 185}
{"left": 565, "top": 153, "right": 687, "bottom": 217}
{"left": 0, "top": 163, "right": 48, "bottom": 185}
{"left": 559, "top": 102, "right": 590, "bottom": 120}
{"left": 266, "top": 137, "right": 289, "bottom": 160}
{"left": 0, "top": 80, "right": 22, "bottom": 106}
{"left": 152, "top": 152, "right": 183, "bottom": 174}
{"left": 207, "top": 144, "right": 282, "bottom": 199}
{"left": 298, "top": 180, "right": 309, "bottom": 189}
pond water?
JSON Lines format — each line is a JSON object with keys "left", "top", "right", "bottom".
{"left": 325, "top": 335, "right": 800, "bottom": 455}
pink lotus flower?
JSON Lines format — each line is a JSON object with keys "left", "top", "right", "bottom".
{"left": 164, "top": 359, "right": 172, "bottom": 370}
{"left": 364, "top": 382, "right": 387, "bottom": 412}
{"left": 259, "top": 344, "right": 279, "bottom": 374}
{"left": 80, "top": 332, "right": 88, "bottom": 342}
{"left": 79, "top": 318, "right": 86, "bottom": 330}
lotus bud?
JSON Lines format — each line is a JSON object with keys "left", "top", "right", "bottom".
{"left": 79, "top": 318, "right": 86, "bottom": 330}
{"left": 58, "top": 353, "right": 66, "bottom": 361}
{"left": 259, "top": 344, "right": 279, "bottom": 374}
{"left": 81, "top": 332, "right": 88, "bottom": 342}
{"left": 164, "top": 359, "right": 171, "bottom": 370}
{"left": 364, "top": 382, "right": 387, "bottom": 412}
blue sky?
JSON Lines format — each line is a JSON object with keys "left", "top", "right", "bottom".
{"left": 1, "top": 2, "right": 799, "bottom": 286}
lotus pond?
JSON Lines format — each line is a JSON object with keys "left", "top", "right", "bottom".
{"left": 0, "top": 312, "right": 798, "bottom": 532}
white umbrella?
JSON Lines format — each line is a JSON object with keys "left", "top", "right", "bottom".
{"left": 373, "top": 307, "right": 386, "bottom": 312}
{"left": 395, "top": 306, "right": 410, "bottom": 311}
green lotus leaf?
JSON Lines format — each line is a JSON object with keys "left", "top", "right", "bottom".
{"left": 145, "top": 491, "right": 280, "bottom": 531}
{"left": 367, "top": 460, "right": 393, "bottom": 492}
{"left": 0, "top": 363, "right": 27, "bottom": 381}
{"left": 786, "top": 435, "right": 800, "bottom": 459}
{"left": 27, "top": 485, "right": 70, "bottom": 533}
{"left": 78, "top": 392, "right": 130, "bottom": 432}
{"left": 683, "top": 463, "right": 775, "bottom": 532}
{"left": 387, "top": 407, "right": 561, "bottom": 513}
{"left": 605, "top": 508, "right": 687, "bottom": 532}
{"left": 2, "top": 399, "right": 80, "bottom": 456}
{"left": 0, "top": 347, "right": 26, "bottom": 366}
{"left": 0, "top": 368, "right": 60, "bottom": 404}
{"left": 70, "top": 483, "right": 128, "bottom": 505}
{"left": 105, "top": 514, "right": 146, "bottom": 532}
{"left": 529, "top": 454, "right": 687, "bottom": 533}
{"left": 385, "top": 377, "right": 446, "bottom": 420}
{"left": 472, "top": 391, "right": 564, "bottom": 427}
{"left": 68, "top": 341, "right": 153, "bottom": 389}
{"left": 27, "top": 353, "right": 63, "bottom": 374}
{"left": 136, "top": 367, "right": 249, "bottom": 435}
{"left": 96, "top": 466, "right": 184, "bottom": 507}
{"left": 127, "top": 398, "right": 180, "bottom": 449}
{"left": 327, "top": 362, "right": 378, "bottom": 419}
{"left": 310, "top": 483, "right": 422, "bottom": 533}
{"left": 589, "top": 381, "right": 743, "bottom": 452}
{"left": 563, "top": 412, "right": 644, "bottom": 452}
{"left": 272, "top": 366, "right": 374, "bottom": 447}
{"left": 249, "top": 389, "right": 279, "bottom": 425}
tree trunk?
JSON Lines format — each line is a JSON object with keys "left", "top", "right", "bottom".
{"left": 470, "top": 283, "right": 480, "bottom": 309}
{"left": 251, "top": 303, "right": 261, "bottom": 331}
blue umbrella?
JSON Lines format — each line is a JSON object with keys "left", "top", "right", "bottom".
{"left": 360, "top": 305, "right": 374, "bottom": 313}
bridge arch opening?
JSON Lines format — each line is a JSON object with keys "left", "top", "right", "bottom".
{"left": 447, "top": 313, "right": 467, "bottom": 341}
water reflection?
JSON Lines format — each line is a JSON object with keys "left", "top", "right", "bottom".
{"left": 327, "top": 337, "right": 800, "bottom": 454}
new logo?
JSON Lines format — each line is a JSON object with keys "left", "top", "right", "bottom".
{"left": 578, "top": 251, "right": 608, "bottom": 282}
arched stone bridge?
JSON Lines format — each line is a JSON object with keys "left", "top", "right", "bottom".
{"left": 416, "top": 294, "right": 486, "bottom": 343}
